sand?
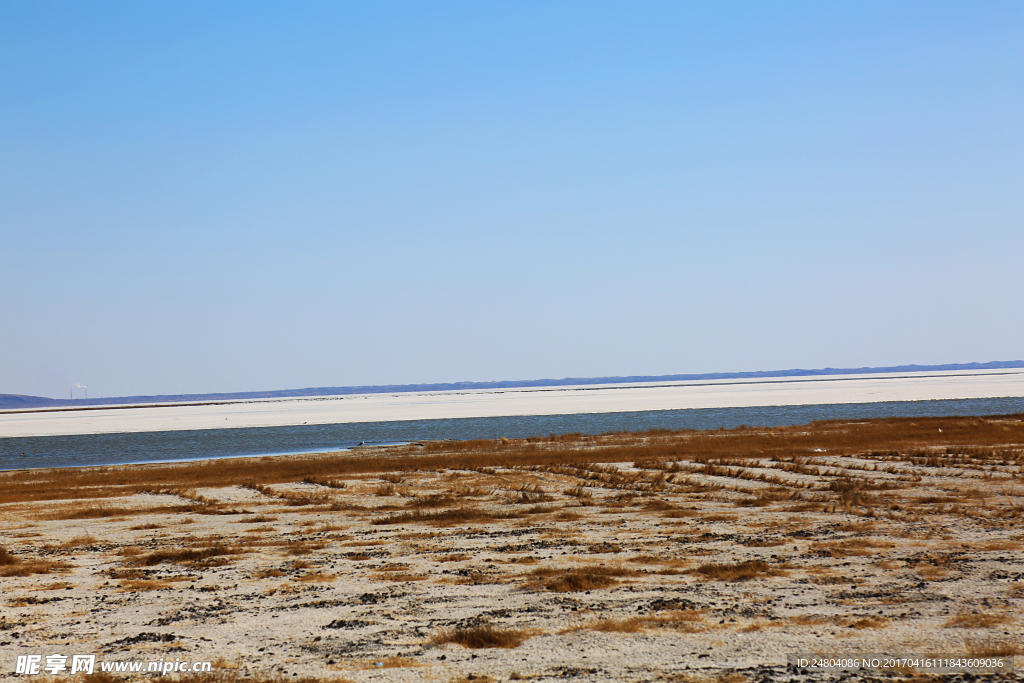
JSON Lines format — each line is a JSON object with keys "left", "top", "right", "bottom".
{"left": 1, "top": 418, "right": 1021, "bottom": 682}
{"left": 2, "top": 368, "right": 1022, "bottom": 438}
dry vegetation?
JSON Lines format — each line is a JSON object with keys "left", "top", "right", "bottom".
{"left": 2, "top": 413, "right": 1023, "bottom": 682}
{"left": 430, "top": 625, "right": 534, "bottom": 649}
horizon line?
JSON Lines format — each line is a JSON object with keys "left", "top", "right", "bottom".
{"left": 2, "top": 360, "right": 1022, "bottom": 411}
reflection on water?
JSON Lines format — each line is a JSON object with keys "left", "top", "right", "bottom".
{"left": 1, "top": 396, "right": 1021, "bottom": 471}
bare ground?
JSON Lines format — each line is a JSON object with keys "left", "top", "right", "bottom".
{"left": 1, "top": 415, "right": 1023, "bottom": 682}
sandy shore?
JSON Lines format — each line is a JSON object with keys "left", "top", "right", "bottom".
{"left": 2, "top": 369, "right": 1022, "bottom": 438}
{"left": 1, "top": 415, "right": 1022, "bottom": 682}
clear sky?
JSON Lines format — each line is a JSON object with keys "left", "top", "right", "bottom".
{"left": 2, "top": 1, "right": 1021, "bottom": 399}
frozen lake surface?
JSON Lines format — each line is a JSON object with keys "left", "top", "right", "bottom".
{"left": 1, "top": 368, "right": 1021, "bottom": 439}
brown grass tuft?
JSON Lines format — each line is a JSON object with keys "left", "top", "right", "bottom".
{"left": 588, "top": 617, "right": 646, "bottom": 633}
{"left": 372, "top": 507, "right": 519, "bottom": 526}
{"left": 524, "top": 565, "right": 640, "bottom": 592}
{"left": 44, "top": 505, "right": 131, "bottom": 520}
{"left": 431, "top": 624, "right": 533, "bottom": 649}
{"left": 943, "top": 612, "right": 1012, "bottom": 629}
{"left": 688, "top": 560, "right": 784, "bottom": 582}
{"left": 963, "top": 637, "right": 1023, "bottom": 657}
{"left": 130, "top": 544, "right": 242, "bottom": 567}
{"left": 0, "top": 558, "right": 73, "bottom": 577}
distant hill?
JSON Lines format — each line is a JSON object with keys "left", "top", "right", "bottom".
{"left": 2, "top": 360, "right": 1022, "bottom": 411}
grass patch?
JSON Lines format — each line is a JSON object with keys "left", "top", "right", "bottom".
{"left": 964, "top": 637, "right": 1023, "bottom": 657}
{"left": 588, "top": 617, "right": 646, "bottom": 633}
{"left": 0, "top": 546, "right": 18, "bottom": 566}
{"left": 238, "top": 514, "right": 277, "bottom": 524}
{"left": 0, "top": 546, "right": 73, "bottom": 577}
{"left": 129, "top": 544, "right": 242, "bottom": 567}
{"left": 43, "top": 505, "right": 131, "bottom": 520}
{"left": 118, "top": 576, "right": 192, "bottom": 591}
{"left": 58, "top": 535, "right": 98, "bottom": 548}
{"left": 430, "top": 625, "right": 533, "bottom": 649}
{"left": 3, "top": 414, "right": 1022, "bottom": 509}
{"left": 436, "top": 553, "right": 471, "bottom": 562}
{"left": 293, "top": 572, "right": 337, "bottom": 583}
{"left": 302, "top": 476, "right": 347, "bottom": 489}
{"left": 0, "top": 559, "right": 73, "bottom": 577}
{"left": 372, "top": 507, "right": 520, "bottom": 526}
{"left": 524, "top": 565, "right": 641, "bottom": 592}
{"left": 943, "top": 613, "right": 1012, "bottom": 629}
{"left": 687, "top": 560, "right": 785, "bottom": 582}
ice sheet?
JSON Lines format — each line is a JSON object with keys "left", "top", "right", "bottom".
{"left": 2, "top": 369, "right": 1021, "bottom": 438}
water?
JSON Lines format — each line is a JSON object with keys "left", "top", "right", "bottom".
{"left": 1, "top": 396, "right": 1021, "bottom": 471}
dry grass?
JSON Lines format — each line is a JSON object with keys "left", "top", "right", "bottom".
{"left": 361, "top": 656, "right": 419, "bottom": 669}
{"left": 740, "top": 539, "right": 787, "bottom": 547}
{"left": 238, "top": 514, "right": 277, "bottom": 524}
{"left": 436, "top": 553, "right": 471, "bottom": 562}
{"left": 302, "top": 476, "right": 347, "bottom": 489}
{"left": 848, "top": 616, "right": 891, "bottom": 629}
{"left": 430, "top": 624, "right": 533, "bottom": 649}
{"left": 524, "top": 564, "right": 641, "bottom": 592}
{"left": 118, "top": 576, "right": 192, "bottom": 591}
{"left": 0, "top": 546, "right": 73, "bottom": 577}
{"left": 688, "top": 560, "right": 785, "bottom": 582}
{"left": 979, "top": 540, "right": 1023, "bottom": 551}
{"left": 660, "top": 674, "right": 750, "bottom": 683}
{"left": 511, "top": 484, "right": 555, "bottom": 504}
{"left": 915, "top": 565, "right": 952, "bottom": 581}
{"left": 128, "top": 544, "right": 242, "bottom": 567}
{"left": 280, "top": 540, "right": 325, "bottom": 556}
{"left": 372, "top": 507, "right": 520, "bottom": 526}
{"left": 377, "top": 572, "right": 428, "bottom": 582}
{"left": 43, "top": 504, "right": 133, "bottom": 520}
{"left": 58, "top": 534, "right": 98, "bottom": 547}
{"left": 253, "top": 568, "right": 287, "bottom": 579}
{"left": 587, "top": 617, "right": 647, "bottom": 632}
{"left": 374, "top": 483, "right": 397, "bottom": 497}
{"left": 3, "top": 414, "right": 1019, "bottom": 507}
{"left": 943, "top": 612, "right": 1013, "bottom": 629}
{"left": 292, "top": 571, "right": 337, "bottom": 584}
{"left": 568, "top": 610, "right": 709, "bottom": 635}
{"left": 808, "top": 541, "right": 872, "bottom": 558}
{"left": 963, "top": 637, "right": 1024, "bottom": 656}
{"left": 2, "top": 413, "right": 1023, "bottom": 681}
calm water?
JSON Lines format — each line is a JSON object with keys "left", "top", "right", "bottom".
{"left": 1, "top": 396, "right": 1021, "bottom": 471}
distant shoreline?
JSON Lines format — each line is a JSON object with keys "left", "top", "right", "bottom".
{"left": 3, "top": 396, "right": 1023, "bottom": 471}
{"left": 2, "top": 369, "right": 1021, "bottom": 442}
{"left": 2, "top": 360, "right": 1022, "bottom": 411}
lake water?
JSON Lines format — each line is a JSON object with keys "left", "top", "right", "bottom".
{"left": 1, "top": 396, "right": 1021, "bottom": 471}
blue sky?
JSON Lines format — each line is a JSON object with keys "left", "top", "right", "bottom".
{"left": 2, "top": 1, "right": 1021, "bottom": 398}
